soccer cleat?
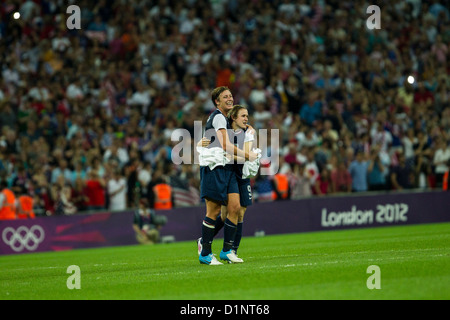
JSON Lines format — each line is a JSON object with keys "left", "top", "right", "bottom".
{"left": 220, "top": 249, "right": 244, "bottom": 263}
{"left": 199, "top": 253, "right": 223, "bottom": 265}
{"left": 197, "top": 237, "right": 202, "bottom": 256}
{"left": 232, "top": 250, "right": 244, "bottom": 263}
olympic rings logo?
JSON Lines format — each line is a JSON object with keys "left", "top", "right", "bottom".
{"left": 2, "top": 225, "right": 45, "bottom": 252}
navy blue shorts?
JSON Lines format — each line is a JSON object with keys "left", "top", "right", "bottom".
{"left": 237, "top": 176, "right": 252, "bottom": 207}
{"left": 200, "top": 164, "right": 239, "bottom": 204}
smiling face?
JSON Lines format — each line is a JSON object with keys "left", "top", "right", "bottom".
{"left": 213, "top": 88, "right": 234, "bottom": 114}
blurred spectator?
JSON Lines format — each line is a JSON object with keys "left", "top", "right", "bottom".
{"left": 253, "top": 102, "right": 272, "bottom": 130}
{"left": 284, "top": 75, "right": 303, "bottom": 115}
{"left": 302, "top": 128, "right": 321, "bottom": 149}
{"left": 287, "top": 162, "right": 313, "bottom": 199}
{"left": 434, "top": 78, "right": 449, "bottom": 113}
{"left": 330, "top": 159, "right": 352, "bottom": 193}
{"left": 390, "top": 152, "right": 414, "bottom": 190}
{"left": 107, "top": 168, "right": 127, "bottom": 211}
{"left": 152, "top": 173, "right": 173, "bottom": 210}
{"left": 137, "top": 161, "right": 152, "bottom": 199}
{"left": 11, "top": 164, "right": 30, "bottom": 195}
{"left": 54, "top": 185, "right": 77, "bottom": 215}
{"left": 87, "top": 157, "right": 106, "bottom": 178}
{"left": 133, "top": 199, "right": 167, "bottom": 245}
{"left": 123, "top": 148, "right": 141, "bottom": 208}
{"left": 348, "top": 150, "right": 370, "bottom": 192}
{"left": 51, "top": 159, "right": 72, "bottom": 184}
{"left": 72, "top": 177, "right": 89, "bottom": 212}
{"left": 0, "top": 102, "right": 16, "bottom": 129}
{"left": 415, "top": 153, "right": 435, "bottom": 189}
{"left": 283, "top": 141, "right": 299, "bottom": 165}
{"left": 85, "top": 171, "right": 106, "bottom": 210}
{"left": 433, "top": 138, "right": 450, "bottom": 188}
{"left": 414, "top": 82, "right": 434, "bottom": 106}
{"left": 71, "top": 161, "right": 86, "bottom": 185}
{"left": 249, "top": 79, "right": 268, "bottom": 107}
{"left": 0, "top": 181, "right": 16, "bottom": 220}
{"left": 32, "top": 193, "right": 46, "bottom": 217}
{"left": 413, "top": 130, "right": 433, "bottom": 161}
{"left": 272, "top": 172, "right": 290, "bottom": 200}
{"left": 313, "top": 167, "right": 332, "bottom": 196}
{"left": 402, "top": 128, "right": 417, "bottom": 168}
{"left": 40, "top": 185, "right": 57, "bottom": 216}
{"left": 370, "top": 121, "right": 393, "bottom": 166}
{"left": 300, "top": 92, "right": 322, "bottom": 127}
{"left": 304, "top": 147, "right": 320, "bottom": 186}
{"left": 321, "top": 119, "right": 339, "bottom": 143}
{"left": 367, "top": 147, "right": 388, "bottom": 191}
{"left": 103, "top": 138, "right": 129, "bottom": 168}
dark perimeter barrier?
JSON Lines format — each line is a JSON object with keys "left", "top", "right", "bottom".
{"left": 157, "top": 190, "right": 450, "bottom": 240}
{"left": 1, "top": 191, "right": 449, "bottom": 255}
{"left": 0, "top": 210, "right": 136, "bottom": 255}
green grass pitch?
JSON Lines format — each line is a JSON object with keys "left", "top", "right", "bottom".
{"left": 1, "top": 222, "right": 449, "bottom": 300}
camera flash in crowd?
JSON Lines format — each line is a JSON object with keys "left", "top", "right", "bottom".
{"left": 407, "top": 75, "right": 415, "bottom": 84}
{"left": 13, "top": 12, "right": 20, "bottom": 19}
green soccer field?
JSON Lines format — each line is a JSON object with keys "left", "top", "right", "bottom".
{"left": 1, "top": 222, "right": 449, "bottom": 300}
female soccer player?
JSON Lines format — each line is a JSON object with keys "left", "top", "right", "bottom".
{"left": 198, "top": 105, "right": 258, "bottom": 263}
{"left": 198, "top": 88, "right": 257, "bottom": 265}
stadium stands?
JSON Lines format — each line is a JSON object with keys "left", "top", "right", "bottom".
{"left": 0, "top": 0, "right": 448, "bottom": 217}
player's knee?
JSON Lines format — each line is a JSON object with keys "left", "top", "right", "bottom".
{"left": 206, "top": 199, "right": 222, "bottom": 219}
{"left": 207, "top": 210, "right": 220, "bottom": 220}
{"left": 228, "top": 202, "right": 240, "bottom": 217}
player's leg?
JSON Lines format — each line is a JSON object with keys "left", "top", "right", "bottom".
{"left": 197, "top": 204, "right": 222, "bottom": 255}
{"left": 199, "top": 198, "right": 223, "bottom": 265}
{"left": 198, "top": 166, "right": 227, "bottom": 265}
{"left": 231, "top": 177, "right": 252, "bottom": 259}
{"left": 214, "top": 205, "right": 227, "bottom": 237}
{"left": 220, "top": 192, "right": 243, "bottom": 263}
{"left": 232, "top": 206, "right": 246, "bottom": 254}
{"left": 198, "top": 205, "right": 226, "bottom": 255}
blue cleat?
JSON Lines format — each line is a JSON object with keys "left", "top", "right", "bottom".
{"left": 199, "top": 253, "right": 223, "bottom": 265}
{"left": 220, "top": 249, "right": 244, "bottom": 263}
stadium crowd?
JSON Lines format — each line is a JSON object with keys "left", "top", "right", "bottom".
{"left": 0, "top": 0, "right": 449, "bottom": 218}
